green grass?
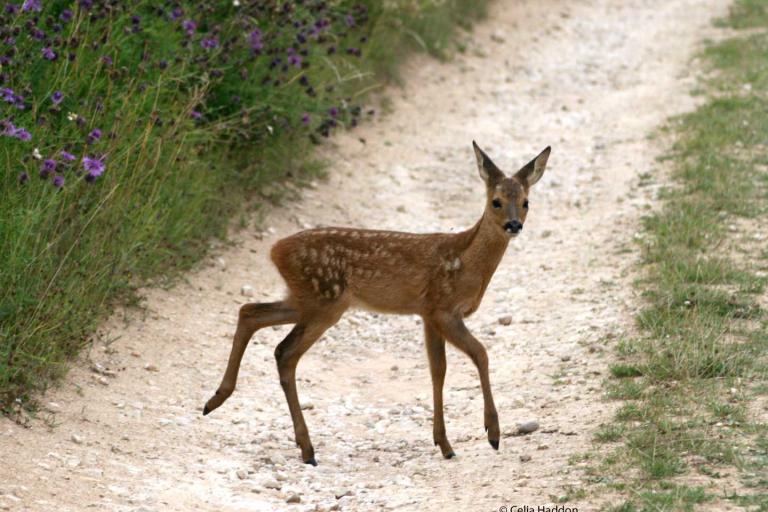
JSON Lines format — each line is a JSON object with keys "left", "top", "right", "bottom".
{"left": 597, "top": 0, "right": 768, "bottom": 509}
{"left": 0, "top": 0, "right": 490, "bottom": 412}
{"left": 610, "top": 485, "right": 711, "bottom": 512}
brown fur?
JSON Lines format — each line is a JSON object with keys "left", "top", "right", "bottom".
{"left": 203, "top": 142, "right": 551, "bottom": 465}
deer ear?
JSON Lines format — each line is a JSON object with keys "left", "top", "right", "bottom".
{"left": 515, "top": 146, "right": 551, "bottom": 188}
{"left": 472, "top": 141, "right": 504, "bottom": 186}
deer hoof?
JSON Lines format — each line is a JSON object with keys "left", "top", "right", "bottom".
{"left": 202, "top": 404, "right": 211, "bottom": 416}
{"left": 489, "top": 439, "right": 499, "bottom": 450}
{"left": 304, "top": 457, "right": 318, "bottom": 466}
{"left": 444, "top": 451, "right": 456, "bottom": 459}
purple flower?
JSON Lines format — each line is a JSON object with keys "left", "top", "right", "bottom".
{"left": 201, "top": 37, "right": 218, "bottom": 50}
{"left": 1, "top": 88, "right": 14, "bottom": 103}
{"left": 19, "top": 172, "right": 29, "bottom": 184}
{"left": 51, "top": 90, "right": 63, "bottom": 105}
{"left": 79, "top": 0, "right": 93, "bottom": 10}
{"left": 171, "top": 7, "right": 183, "bottom": 20}
{"left": 42, "top": 159, "right": 57, "bottom": 174}
{"left": 42, "top": 47, "right": 56, "bottom": 60}
{"left": 22, "top": 0, "right": 42, "bottom": 12}
{"left": 329, "top": 106, "right": 339, "bottom": 118}
{"left": 60, "top": 9, "right": 73, "bottom": 21}
{"left": 87, "top": 128, "right": 101, "bottom": 144}
{"left": 345, "top": 14, "right": 356, "bottom": 27}
{"left": 286, "top": 48, "right": 302, "bottom": 67}
{"left": 53, "top": 175, "right": 65, "bottom": 188}
{"left": 13, "top": 127, "right": 32, "bottom": 141}
{"left": 249, "top": 28, "right": 263, "bottom": 51}
{"left": 101, "top": 55, "right": 113, "bottom": 66}
{"left": 1, "top": 120, "right": 15, "bottom": 135}
{"left": 182, "top": 19, "right": 197, "bottom": 35}
{"left": 301, "top": 112, "right": 310, "bottom": 125}
{"left": 60, "top": 150, "right": 76, "bottom": 162}
{"left": 190, "top": 110, "right": 202, "bottom": 120}
{"left": 83, "top": 156, "right": 105, "bottom": 181}
{"left": 5, "top": 4, "right": 19, "bottom": 14}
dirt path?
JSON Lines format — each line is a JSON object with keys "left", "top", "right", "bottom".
{"left": 1, "top": 1, "right": 729, "bottom": 510}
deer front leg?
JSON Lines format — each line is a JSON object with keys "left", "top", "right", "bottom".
{"left": 424, "top": 321, "right": 455, "bottom": 459}
{"left": 432, "top": 312, "right": 500, "bottom": 451}
{"left": 204, "top": 301, "right": 298, "bottom": 415}
{"left": 274, "top": 308, "right": 343, "bottom": 466}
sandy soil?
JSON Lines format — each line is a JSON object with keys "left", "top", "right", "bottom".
{"left": 0, "top": 0, "right": 730, "bottom": 510}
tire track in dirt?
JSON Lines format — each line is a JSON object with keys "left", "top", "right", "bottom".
{"left": 0, "top": 0, "right": 728, "bottom": 510}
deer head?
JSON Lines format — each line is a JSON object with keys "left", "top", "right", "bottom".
{"left": 472, "top": 141, "right": 551, "bottom": 237}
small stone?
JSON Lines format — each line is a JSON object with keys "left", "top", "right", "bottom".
{"left": 83, "top": 467, "right": 104, "bottom": 478}
{"left": 71, "top": 433, "right": 83, "bottom": 445}
{"left": 537, "top": 444, "right": 549, "bottom": 451}
{"left": 490, "top": 30, "right": 505, "bottom": 43}
{"left": 241, "top": 284, "right": 255, "bottom": 297}
{"left": 215, "top": 257, "right": 227, "bottom": 269}
{"left": 144, "top": 364, "right": 159, "bottom": 372}
{"left": 517, "top": 420, "right": 539, "bottom": 434}
{"left": 390, "top": 365, "right": 398, "bottom": 372}
{"left": 236, "top": 469, "right": 248, "bottom": 480}
{"left": 560, "top": 355, "right": 571, "bottom": 362}
{"left": 498, "top": 316, "right": 512, "bottom": 326}
{"left": 262, "top": 478, "right": 281, "bottom": 490}
{"left": 90, "top": 363, "right": 116, "bottom": 377}
{"left": 519, "top": 454, "right": 532, "bottom": 462}
{"left": 286, "top": 493, "right": 301, "bottom": 504}
{"left": 300, "top": 400, "right": 314, "bottom": 410}
{"left": 334, "top": 489, "right": 353, "bottom": 499}
{"left": 107, "top": 485, "right": 129, "bottom": 497}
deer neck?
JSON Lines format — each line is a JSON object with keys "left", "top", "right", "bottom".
{"left": 458, "top": 210, "right": 510, "bottom": 283}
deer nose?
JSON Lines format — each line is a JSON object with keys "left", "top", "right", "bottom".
{"left": 504, "top": 220, "right": 523, "bottom": 234}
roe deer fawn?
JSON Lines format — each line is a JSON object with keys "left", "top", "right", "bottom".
{"left": 203, "top": 141, "right": 550, "bottom": 465}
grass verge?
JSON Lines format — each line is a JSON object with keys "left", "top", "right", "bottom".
{"left": 594, "top": 1, "right": 768, "bottom": 509}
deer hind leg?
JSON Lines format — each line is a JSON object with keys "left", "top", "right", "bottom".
{"left": 203, "top": 300, "right": 298, "bottom": 415}
{"left": 424, "top": 320, "right": 455, "bottom": 459}
{"left": 432, "top": 311, "right": 500, "bottom": 451}
{"left": 275, "top": 306, "right": 345, "bottom": 466}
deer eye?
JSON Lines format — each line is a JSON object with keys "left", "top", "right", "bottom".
{"left": 492, "top": 199, "right": 502, "bottom": 209}
{"left": 523, "top": 199, "right": 529, "bottom": 209}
